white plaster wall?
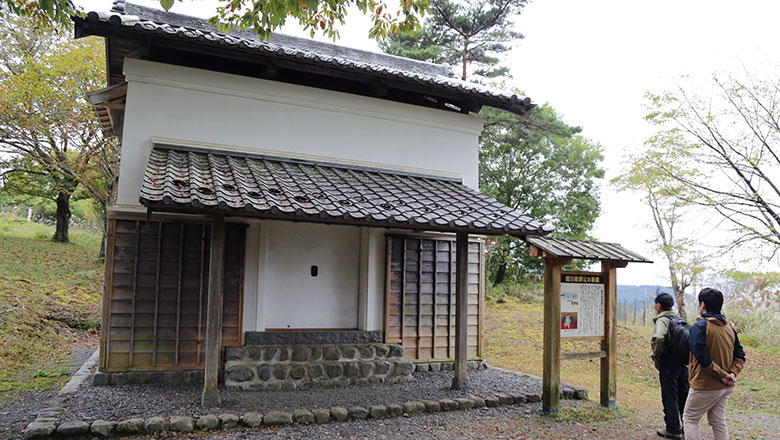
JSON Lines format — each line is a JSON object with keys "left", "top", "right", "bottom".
{"left": 263, "top": 221, "right": 360, "bottom": 329}
{"left": 117, "top": 58, "right": 483, "bottom": 210}
{"left": 116, "top": 58, "right": 484, "bottom": 335}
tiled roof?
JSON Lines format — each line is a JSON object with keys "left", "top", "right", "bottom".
{"left": 525, "top": 237, "right": 652, "bottom": 263}
{"left": 77, "top": 1, "right": 534, "bottom": 116}
{"left": 140, "top": 146, "right": 553, "bottom": 237}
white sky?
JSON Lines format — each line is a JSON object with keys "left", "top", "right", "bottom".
{"left": 75, "top": 0, "right": 780, "bottom": 285}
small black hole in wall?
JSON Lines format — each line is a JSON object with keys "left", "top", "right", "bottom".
{"left": 311, "top": 265, "right": 319, "bottom": 277}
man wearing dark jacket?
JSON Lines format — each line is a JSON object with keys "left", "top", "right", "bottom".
{"left": 683, "top": 288, "right": 746, "bottom": 440}
{"left": 651, "top": 292, "right": 688, "bottom": 439}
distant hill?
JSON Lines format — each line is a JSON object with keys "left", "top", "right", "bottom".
{"left": 617, "top": 285, "right": 673, "bottom": 305}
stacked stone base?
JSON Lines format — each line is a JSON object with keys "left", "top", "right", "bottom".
{"left": 225, "top": 343, "right": 414, "bottom": 391}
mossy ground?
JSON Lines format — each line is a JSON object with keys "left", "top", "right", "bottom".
{"left": 0, "top": 219, "right": 102, "bottom": 398}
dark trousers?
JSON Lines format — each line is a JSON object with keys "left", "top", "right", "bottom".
{"left": 659, "top": 362, "right": 689, "bottom": 434}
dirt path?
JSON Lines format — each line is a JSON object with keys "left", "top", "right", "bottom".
{"left": 0, "top": 346, "right": 95, "bottom": 440}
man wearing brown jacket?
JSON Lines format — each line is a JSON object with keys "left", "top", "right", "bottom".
{"left": 683, "top": 288, "right": 746, "bottom": 440}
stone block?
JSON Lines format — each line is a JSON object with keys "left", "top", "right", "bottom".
{"left": 394, "top": 360, "right": 415, "bottom": 376}
{"left": 23, "top": 422, "right": 56, "bottom": 439}
{"left": 324, "top": 362, "right": 343, "bottom": 378}
{"left": 323, "top": 346, "right": 340, "bottom": 361}
{"left": 255, "top": 365, "right": 272, "bottom": 381}
{"left": 398, "top": 376, "right": 410, "bottom": 383}
{"left": 273, "top": 364, "right": 288, "bottom": 380}
{"left": 246, "top": 346, "right": 262, "bottom": 361}
{"left": 385, "top": 376, "right": 398, "bottom": 384}
{"left": 388, "top": 344, "right": 404, "bottom": 358}
{"left": 266, "top": 382, "right": 282, "bottom": 391}
{"left": 241, "top": 412, "right": 263, "bottom": 428}
{"left": 441, "top": 362, "right": 454, "bottom": 371}
{"left": 469, "top": 395, "right": 486, "bottom": 408}
{"left": 479, "top": 360, "right": 489, "bottom": 370}
{"left": 57, "top": 421, "right": 90, "bottom": 436}
{"left": 403, "top": 401, "right": 426, "bottom": 415}
{"left": 467, "top": 361, "right": 479, "bottom": 371}
{"left": 342, "top": 346, "right": 358, "bottom": 360}
{"left": 369, "top": 405, "right": 388, "bottom": 418}
{"left": 313, "top": 408, "right": 330, "bottom": 423}
{"left": 415, "top": 363, "right": 430, "bottom": 372}
{"left": 359, "top": 361, "right": 374, "bottom": 377}
{"left": 330, "top": 407, "right": 348, "bottom": 421}
{"left": 439, "top": 399, "right": 458, "bottom": 411}
{"left": 484, "top": 396, "right": 500, "bottom": 408}
{"left": 455, "top": 398, "right": 475, "bottom": 410}
{"left": 293, "top": 409, "right": 315, "bottom": 424}
{"left": 282, "top": 381, "right": 297, "bottom": 390}
{"left": 386, "top": 404, "right": 402, "bottom": 417}
{"left": 310, "top": 346, "right": 323, "bottom": 361}
{"left": 292, "top": 346, "right": 310, "bottom": 362}
{"left": 315, "top": 379, "right": 334, "bottom": 388}
{"left": 279, "top": 348, "right": 290, "bottom": 361}
{"left": 264, "top": 347, "right": 279, "bottom": 361}
{"left": 526, "top": 392, "right": 542, "bottom": 403}
{"left": 574, "top": 388, "right": 589, "bottom": 400}
{"left": 116, "top": 418, "right": 145, "bottom": 434}
{"left": 89, "top": 420, "right": 115, "bottom": 437}
{"left": 307, "top": 364, "right": 324, "bottom": 378}
{"left": 196, "top": 415, "right": 220, "bottom": 430}
{"left": 348, "top": 406, "right": 369, "bottom": 419}
{"left": 374, "top": 344, "right": 390, "bottom": 357}
{"left": 92, "top": 372, "right": 109, "bottom": 386}
{"left": 143, "top": 416, "right": 167, "bottom": 433}
{"left": 510, "top": 393, "right": 527, "bottom": 404}
{"left": 169, "top": 416, "right": 194, "bottom": 432}
{"left": 263, "top": 411, "right": 293, "bottom": 425}
{"left": 227, "top": 367, "right": 254, "bottom": 383}
{"left": 429, "top": 362, "right": 442, "bottom": 372}
{"left": 422, "top": 400, "right": 441, "bottom": 412}
{"left": 358, "top": 346, "right": 373, "bottom": 359}
{"left": 343, "top": 362, "right": 359, "bottom": 378}
{"left": 354, "top": 378, "right": 369, "bottom": 386}
{"left": 225, "top": 346, "right": 244, "bottom": 361}
{"left": 374, "top": 360, "right": 391, "bottom": 375}
{"left": 290, "top": 364, "right": 306, "bottom": 380}
{"left": 497, "top": 394, "right": 514, "bottom": 406}
{"left": 219, "top": 413, "right": 239, "bottom": 429}
{"left": 110, "top": 372, "right": 127, "bottom": 385}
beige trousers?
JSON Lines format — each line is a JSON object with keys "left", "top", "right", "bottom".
{"left": 682, "top": 387, "right": 735, "bottom": 440}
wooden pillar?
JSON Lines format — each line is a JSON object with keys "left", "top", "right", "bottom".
{"left": 451, "top": 232, "right": 469, "bottom": 390}
{"left": 600, "top": 261, "right": 625, "bottom": 409}
{"left": 202, "top": 214, "right": 225, "bottom": 407}
{"left": 542, "top": 257, "right": 569, "bottom": 414}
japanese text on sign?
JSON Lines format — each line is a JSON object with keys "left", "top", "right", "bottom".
{"left": 560, "top": 272, "right": 605, "bottom": 339}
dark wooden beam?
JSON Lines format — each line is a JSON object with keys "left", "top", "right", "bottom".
{"left": 202, "top": 214, "right": 225, "bottom": 407}
{"left": 451, "top": 232, "right": 469, "bottom": 390}
{"left": 600, "top": 261, "right": 618, "bottom": 409}
{"left": 542, "top": 257, "right": 568, "bottom": 414}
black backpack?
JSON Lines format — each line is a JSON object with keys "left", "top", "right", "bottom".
{"left": 661, "top": 315, "right": 692, "bottom": 365}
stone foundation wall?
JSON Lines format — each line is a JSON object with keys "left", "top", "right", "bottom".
{"left": 225, "top": 344, "right": 414, "bottom": 391}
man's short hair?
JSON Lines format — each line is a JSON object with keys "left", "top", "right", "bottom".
{"left": 698, "top": 287, "right": 724, "bottom": 314}
{"left": 655, "top": 292, "right": 674, "bottom": 311}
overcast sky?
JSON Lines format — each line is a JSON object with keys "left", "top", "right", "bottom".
{"left": 76, "top": 0, "right": 780, "bottom": 285}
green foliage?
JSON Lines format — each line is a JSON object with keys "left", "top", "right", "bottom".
{"left": 486, "top": 281, "right": 543, "bottom": 303}
{"left": 728, "top": 307, "right": 780, "bottom": 351}
{"left": 480, "top": 104, "right": 604, "bottom": 283}
{"left": 379, "top": 0, "right": 526, "bottom": 80}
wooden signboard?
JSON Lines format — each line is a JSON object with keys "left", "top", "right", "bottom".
{"left": 560, "top": 272, "right": 605, "bottom": 339}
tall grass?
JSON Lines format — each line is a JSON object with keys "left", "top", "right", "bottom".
{"left": 486, "top": 281, "right": 543, "bottom": 303}
{"left": 727, "top": 307, "right": 780, "bottom": 352}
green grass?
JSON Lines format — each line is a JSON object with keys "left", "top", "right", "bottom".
{"left": 0, "top": 219, "right": 102, "bottom": 395}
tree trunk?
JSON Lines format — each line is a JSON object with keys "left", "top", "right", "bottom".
{"left": 493, "top": 261, "right": 507, "bottom": 286}
{"left": 672, "top": 285, "right": 687, "bottom": 319}
{"left": 52, "top": 190, "right": 71, "bottom": 243}
{"left": 98, "top": 214, "right": 107, "bottom": 261}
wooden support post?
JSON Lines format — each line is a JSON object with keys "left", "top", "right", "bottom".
{"left": 202, "top": 214, "right": 225, "bottom": 407}
{"left": 542, "top": 257, "right": 568, "bottom": 414}
{"left": 451, "top": 232, "right": 469, "bottom": 390}
{"left": 600, "top": 261, "right": 625, "bottom": 409}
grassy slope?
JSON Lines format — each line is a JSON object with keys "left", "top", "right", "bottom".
{"left": 483, "top": 296, "right": 780, "bottom": 439}
{"left": 0, "top": 219, "right": 102, "bottom": 396}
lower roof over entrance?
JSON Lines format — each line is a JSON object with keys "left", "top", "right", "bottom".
{"left": 140, "top": 144, "right": 553, "bottom": 238}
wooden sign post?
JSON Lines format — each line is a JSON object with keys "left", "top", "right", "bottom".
{"left": 528, "top": 237, "right": 648, "bottom": 415}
